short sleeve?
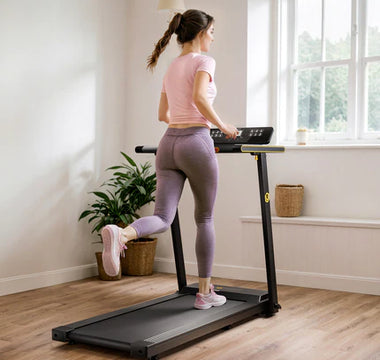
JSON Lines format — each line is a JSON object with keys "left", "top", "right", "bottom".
{"left": 196, "top": 56, "right": 216, "bottom": 82}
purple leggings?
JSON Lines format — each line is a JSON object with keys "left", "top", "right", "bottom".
{"left": 130, "top": 127, "right": 218, "bottom": 278}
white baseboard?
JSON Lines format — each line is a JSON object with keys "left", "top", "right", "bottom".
{"left": 0, "top": 263, "right": 98, "bottom": 296}
{"left": 154, "top": 257, "right": 380, "bottom": 296}
{"left": 2, "top": 259, "right": 378, "bottom": 297}
{"left": 275, "top": 269, "right": 380, "bottom": 295}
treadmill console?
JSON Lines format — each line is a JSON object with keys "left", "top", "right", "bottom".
{"left": 210, "top": 127, "right": 273, "bottom": 145}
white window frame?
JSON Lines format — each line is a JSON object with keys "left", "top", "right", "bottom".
{"left": 277, "top": 0, "right": 380, "bottom": 145}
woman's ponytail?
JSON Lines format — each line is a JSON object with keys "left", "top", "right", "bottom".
{"left": 146, "top": 10, "right": 214, "bottom": 71}
{"left": 147, "top": 13, "right": 182, "bottom": 71}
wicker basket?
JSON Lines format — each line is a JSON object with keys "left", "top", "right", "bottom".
{"left": 275, "top": 184, "right": 304, "bottom": 217}
{"left": 121, "top": 238, "right": 157, "bottom": 276}
{"left": 95, "top": 252, "right": 122, "bottom": 281}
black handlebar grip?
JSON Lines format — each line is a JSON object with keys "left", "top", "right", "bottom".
{"left": 135, "top": 146, "right": 158, "bottom": 154}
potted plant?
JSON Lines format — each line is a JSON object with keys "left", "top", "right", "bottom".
{"left": 79, "top": 152, "right": 157, "bottom": 280}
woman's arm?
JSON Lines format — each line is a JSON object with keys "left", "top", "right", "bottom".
{"left": 193, "top": 71, "right": 237, "bottom": 138}
{"left": 158, "top": 92, "right": 170, "bottom": 123}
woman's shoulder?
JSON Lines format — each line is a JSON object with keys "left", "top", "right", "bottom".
{"left": 195, "top": 53, "right": 215, "bottom": 62}
{"left": 192, "top": 54, "right": 216, "bottom": 68}
{"left": 168, "top": 53, "right": 215, "bottom": 74}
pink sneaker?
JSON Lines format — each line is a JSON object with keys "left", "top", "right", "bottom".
{"left": 194, "top": 284, "right": 227, "bottom": 310}
{"left": 101, "top": 225, "right": 127, "bottom": 276}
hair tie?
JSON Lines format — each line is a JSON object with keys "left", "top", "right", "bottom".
{"left": 174, "top": 13, "right": 183, "bottom": 34}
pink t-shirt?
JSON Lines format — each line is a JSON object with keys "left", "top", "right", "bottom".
{"left": 162, "top": 52, "right": 217, "bottom": 128}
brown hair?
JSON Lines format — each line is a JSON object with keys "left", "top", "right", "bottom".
{"left": 147, "top": 9, "right": 214, "bottom": 71}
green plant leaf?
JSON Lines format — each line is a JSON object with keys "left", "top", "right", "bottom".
{"left": 113, "top": 172, "right": 128, "bottom": 178}
{"left": 120, "top": 152, "right": 137, "bottom": 167}
{"left": 123, "top": 178, "right": 134, "bottom": 188}
{"left": 93, "top": 220, "right": 105, "bottom": 234}
{"left": 146, "top": 174, "right": 156, "bottom": 182}
{"left": 106, "top": 165, "right": 124, "bottom": 170}
{"left": 78, "top": 210, "right": 93, "bottom": 221}
{"left": 92, "top": 191, "right": 111, "bottom": 202}
{"left": 88, "top": 215, "right": 99, "bottom": 223}
{"left": 120, "top": 214, "right": 129, "bottom": 225}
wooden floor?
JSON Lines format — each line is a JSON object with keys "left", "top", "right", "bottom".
{"left": 1, "top": 273, "right": 379, "bottom": 360}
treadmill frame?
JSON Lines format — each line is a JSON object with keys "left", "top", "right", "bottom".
{"left": 52, "top": 145, "right": 283, "bottom": 359}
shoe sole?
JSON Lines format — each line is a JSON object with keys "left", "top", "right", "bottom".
{"left": 101, "top": 225, "right": 120, "bottom": 277}
{"left": 194, "top": 298, "right": 227, "bottom": 310}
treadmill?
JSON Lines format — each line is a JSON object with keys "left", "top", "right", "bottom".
{"left": 52, "top": 127, "right": 284, "bottom": 360}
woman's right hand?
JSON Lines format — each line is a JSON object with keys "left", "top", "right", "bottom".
{"left": 221, "top": 123, "right": 239, "bottom": 139}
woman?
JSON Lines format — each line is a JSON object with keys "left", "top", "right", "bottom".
{"left": 102, "top": 9, "right": 238, "bottom": 310}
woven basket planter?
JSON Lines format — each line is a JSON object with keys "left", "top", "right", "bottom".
{"left": 121, "top": 238, "right": 157, "bottom": 276}
{"left": 275, "top": 184, "right": 304, "bottom": 217}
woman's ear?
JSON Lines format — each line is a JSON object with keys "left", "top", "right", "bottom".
{"left": 198, "top": 30, "right": 206, "bottom": 38}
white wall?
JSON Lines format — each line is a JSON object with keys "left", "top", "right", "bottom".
{"left": 247, "top": 0, "right": 273, "bottom": 127}
{"left": 1, "top": 0, "right": 379, "bottom": 296}
{"left": 0, "top": 0, "right": 130, "bottom": 295}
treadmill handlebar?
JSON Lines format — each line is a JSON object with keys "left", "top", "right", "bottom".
{"left": 135, "top": 145, "right": 285, "bottom": 154}
{"left": 135, "top": 146, "right": 157, "bottom": 154}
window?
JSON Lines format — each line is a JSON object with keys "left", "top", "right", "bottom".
{"left": 278, "top": 0, "right": 380, "bottom": 143}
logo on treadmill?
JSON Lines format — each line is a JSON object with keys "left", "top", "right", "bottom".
{"left": 214, "top": 147, "right": 220, "bottom": 153}
{"left": 265, "top": 192, "right": 270, "bottom": 203}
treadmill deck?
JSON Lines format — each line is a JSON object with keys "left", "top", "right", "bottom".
{"left": 53, "top": 285, "right": 268, "bottom": 358}
{"left": 72, "top": 294, "right": 245, "bottom": 344}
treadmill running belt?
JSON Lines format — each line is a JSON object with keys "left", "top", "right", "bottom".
{"left": 71, "top": 295, "right": 244, "bottom": 344}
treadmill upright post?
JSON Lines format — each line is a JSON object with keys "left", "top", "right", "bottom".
{"left": 171, "top": 210, "right": 187, "bottom": 291}
{"left": 255, "top": 153, "right": 280, "bottom": 314}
